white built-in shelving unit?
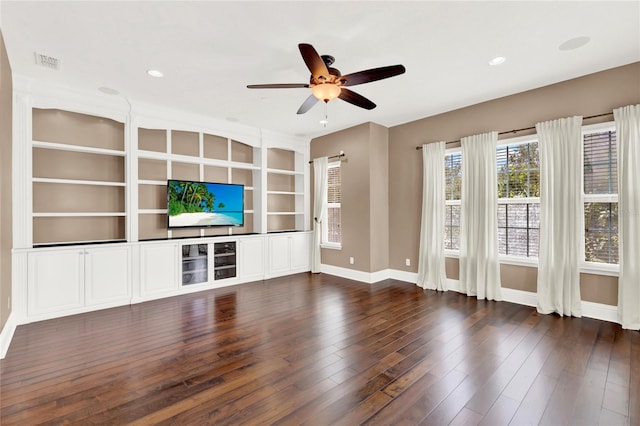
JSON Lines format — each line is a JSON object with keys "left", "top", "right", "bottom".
{"left": 9, "top": 78, "right": 311, "bottom": 330}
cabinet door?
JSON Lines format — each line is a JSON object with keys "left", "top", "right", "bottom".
{"left": 140, "top": 244, "right": 179, "bottom": 296}
{"left": 268, "top": 235, "right": 291, "bottom": 275}
{"left": 290, "top": 233, "right": 311, "bottom": 271}
{"left": 28, "top": 250, "right": 84, "bottom": 316}
{"left": 85, "top": 246, "right": 131, "bottom": 306}
{"left": 239, "top": 237, "right": 264, "bottom": 280}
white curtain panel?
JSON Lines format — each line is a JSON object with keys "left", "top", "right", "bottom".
{"left": 536, "top": 116, "right": 583, "bottom": 317}
{"left": 460, "top": 132, "right": 502, "bottom": 301}
{"left": 614, "top": 105, "right": 640, "bottom": 330}
{"left": 417, "top": 142, "right": 447, "bottom": 291}
{"left": 311, "top": 157, "right": 328, "bottom": 273}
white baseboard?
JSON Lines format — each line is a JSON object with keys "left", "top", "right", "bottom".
{"left": 388, "top": 269, "right": 417, "bottom": 284}
{"left": 322, "top": 266, "right": 621, "bottom": 325}
{"left": 501, "top": 287, "right": 538, "bottom": 307}
{"left": 581, "top": 300, "right": 619, "bottom": 323}
{"left": 0, "top": 312, "right": 17, "bottom": 359}
{"left": 320, "top": 264, "right": 394, "bottom": 284}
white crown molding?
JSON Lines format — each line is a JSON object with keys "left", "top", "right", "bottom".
{"left": 12, "top": 73, "right": 310, "bottom": 152}
{"left": 132, "top": 100, "right": 263, "bottom": 148}
{"left": 261, "top": 128, "right": 310, "bottom": 152}
{"left": 13, "top": 74, "right": 129, "bottom": 123}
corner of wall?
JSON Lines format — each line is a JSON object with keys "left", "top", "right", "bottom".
{"left": 0, "top": 30, "right": 14, "bottom": 335}
{"left": 368, "top": 123, "right": 390, "bottom": 272}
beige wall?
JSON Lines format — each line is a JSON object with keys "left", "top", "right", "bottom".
{"left": 388, "top": 62, "right": 640, "bottom": 305}
{"left": 369, "top": 123, "right": 389, "bottom": 272}
{"left": 1, "top": 31, "right": 13, "bottom": 331}
{"left": 311, "top": 122, "right": 390, "bottom": 273}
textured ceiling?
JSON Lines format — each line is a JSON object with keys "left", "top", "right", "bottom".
{"left": 2, "top": 1, "right": 639, "bottom": 139}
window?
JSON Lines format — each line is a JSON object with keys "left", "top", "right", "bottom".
{"left": 496, "top": 139, "right": 540, "bottom": 258}
{"left": 583, "top": 128, "right": 618, "bottom": 264}
{"left": 323, "top": 162, "right": 341, "bottom": 248}
{"left": 444, "top": 151, "right": 462, "bottom": 250}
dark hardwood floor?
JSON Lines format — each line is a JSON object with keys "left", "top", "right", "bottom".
{"left": 1, "top": 273, "right": 638, "bottom": 425}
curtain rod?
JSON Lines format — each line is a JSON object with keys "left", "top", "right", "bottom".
{"left": 309, "top": 152, "right": 345, "bottom": 164}
{"left": 415, "top": 112, "right": 614, "bottom": 150}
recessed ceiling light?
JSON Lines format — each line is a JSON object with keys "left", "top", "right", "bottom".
{"left": 98, "top": 86, "right": 119, "bottom": 95}
{"left": 146, "top": 69, "right": 164, "bottom": 78}
{"left": 489, "top": 56, "right": 506, "bottom": 66}
{"left": 559, "top": 36, "right": 591, "bottom": 51}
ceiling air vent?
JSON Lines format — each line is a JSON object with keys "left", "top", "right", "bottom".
{"left": 34, "top": 52, "right": 60, "bottom": 70}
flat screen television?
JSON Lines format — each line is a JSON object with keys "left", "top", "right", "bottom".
{"left": 167, "top": 180, "right": 244, "bottom": 229}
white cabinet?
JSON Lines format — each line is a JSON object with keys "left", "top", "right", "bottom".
{"left": 85, "top": 246, "right": 131, "bottom": 306}
{"left": 267, "top": 232, "right": 311, "bottom": 278}
{"left": 239, "top": 236, "right": 265, "bottom": 281}
{"left": 27, "top": 245, "right": 131, "bottom": 318}
{"left": 22, "top": 232, "right": 308, "bottom": 321}
{"left": 28, "top": 250, "right": 84, "bottom": 316}
{"left": 181, "top": 244, "right": 209, "bottom": 286}
{"left": 290, "top": 232, "right": 311, "bottom": 272}
{"left": 212, "top": 241, "right": 237, "bottom": 282}
{"left": 268, "top": 235, "right": 292, "bottom": 276}
{"left": 140, "top": 243, "right": 179, "bottom": 296}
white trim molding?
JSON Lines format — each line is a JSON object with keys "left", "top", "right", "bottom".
{"left": 320, "top": 264, "right": 392, "bottom": 284}
{"left": 323, "top": 267, "right": 621, "bottom": 325}
{"left": 0, "top": 312, "right": 17, "bottom": 359}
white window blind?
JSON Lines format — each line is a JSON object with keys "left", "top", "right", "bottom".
{"left": 583, "top": 129, "right": 618, "bottom": 264}
{"left": 444, "top": 152, "right": 461, "bottom": 250}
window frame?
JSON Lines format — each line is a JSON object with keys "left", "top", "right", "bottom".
{"left": 496, "top": 134, "right": 541, "bottom": 266}
{"left": 321, "top": 160, "right": 342, "bottom": 250}
{"left": 581, "top": 121, "right": 619, "bottom": 276}
{"left": 444, "top": 147, "right": 462, "bottom": 256}
{"left": 442, "top": 122, "right": 619, "bottom": 276}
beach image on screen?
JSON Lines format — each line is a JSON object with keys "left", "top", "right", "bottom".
{"left": 168, "top": 181, "right": 244, "bottom": 227}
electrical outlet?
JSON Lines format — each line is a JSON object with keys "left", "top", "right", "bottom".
{"left": 405, "top": 258, "right": 411, "bottom": 266}
{"left": 349, "top": 257, "right": 354, "bottom": 265}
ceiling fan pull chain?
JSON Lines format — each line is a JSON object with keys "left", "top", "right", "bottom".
{"left": 320, "top": 103, "right": 329, "bottom": 127}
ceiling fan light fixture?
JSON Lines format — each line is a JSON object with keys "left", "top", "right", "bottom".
{"left": 311, "top": 83, "right": 341, "bottom": 102}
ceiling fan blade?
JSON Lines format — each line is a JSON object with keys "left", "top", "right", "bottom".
{"left": 296, "top": 94, "right": 319, "bottom": 114}
{"left": 338, "top": 88, "right": 376, "bottom": 110}
{"left": 299, "top": 43, "right": 329, "bottom": 78}
{"left": 340, "top": 64, "right": 406, "bottom": 86}
{"left": 247, "top": 83, "right": 309, "bottom": 89}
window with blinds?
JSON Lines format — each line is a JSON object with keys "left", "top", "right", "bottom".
{"left": 444, "top": 152, "right": 462, "bottom": 250}
{"left": 583, "top": 130, "right": 618, "bottom": 264}
{"left": 324, "top": 162, "right": 341, "bottom": 246}
{"left": 496, "top": 141, "right": 540, "bottom": 258}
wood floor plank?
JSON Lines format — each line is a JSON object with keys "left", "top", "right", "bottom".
{"left": 509, "top": 373, "right": 558, "bottom": 426}
{"left": 1, "top": 273, "right": 636, "bottom": 425}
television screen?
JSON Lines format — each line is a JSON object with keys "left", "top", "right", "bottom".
{"left": 167, "top": 180, "right": 244, "bottom": 229}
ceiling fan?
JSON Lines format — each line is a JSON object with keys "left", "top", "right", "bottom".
{"left": 247, "top": 43, "right": 406, "bottom": 114}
